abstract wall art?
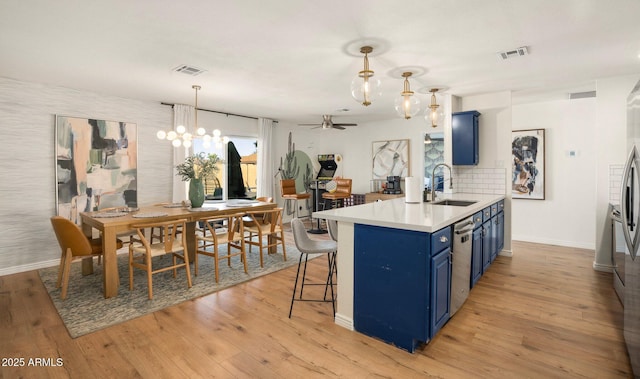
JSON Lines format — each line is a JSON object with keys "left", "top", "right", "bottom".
{"left": 372, "top": 139, "right": 410, "bottom": 180}
{"left": 512, "top": 128, "right": 545, "bottom": 200}
{"left": 55, "top": 115, "right": 137, "bottom": 222}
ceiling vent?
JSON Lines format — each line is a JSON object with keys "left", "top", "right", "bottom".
{"left": 498, "top": 46, "right": 529, "bottom": 60}
{"left": 172, "top": 64, "right": 207, "bottom": 76}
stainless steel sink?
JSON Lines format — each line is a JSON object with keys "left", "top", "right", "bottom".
{"left": 431, "top": 200, "right": 477, "bottom": 207}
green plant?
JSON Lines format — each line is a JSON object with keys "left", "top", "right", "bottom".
{"left": 176, "top": 153, "right": 221, "bottom": 181}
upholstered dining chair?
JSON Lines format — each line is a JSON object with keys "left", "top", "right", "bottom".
{"left": 288, "top": 218, "right": 337, "bottom": 318}
{"left": 243, "top": 207, "right": 286, "bottom": 267}
{"left": 321, "top": 178, "right": 352, "bottom": 209}
{"left": 128, "top": 219, "right": 192, "bottom": 300}
{"left": 195, "top": 212, "right": 247, "bottom": 283}
{"left": 280, "top": 179, "right": 311, "bottom": 219}
{"left": 50, "top": 216, "right": 123, "bottom": 300}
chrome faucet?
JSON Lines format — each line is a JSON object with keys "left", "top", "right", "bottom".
{"left": 431, "top": 163, "right": 453, "bottom": 202}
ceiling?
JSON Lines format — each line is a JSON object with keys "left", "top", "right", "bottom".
{"left": 1, "top": 0, "right": 639, "bottom": 124}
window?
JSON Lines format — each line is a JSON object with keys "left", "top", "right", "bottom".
{"left": 194, "top": 136, "right": 258, "bottom": 200}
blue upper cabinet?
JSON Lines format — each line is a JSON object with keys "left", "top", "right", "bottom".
{"left": 452, "top": 110, "right": 481, "bottom": 165}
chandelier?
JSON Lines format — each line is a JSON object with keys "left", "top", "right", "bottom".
{"left": 394, "top": 72, "right": 421, "bottom": 119}
{"left": 157, "top": 85, "right": 228, "bottom": 149}
{"left": 350, "top": 46, "right": 382, "bottom": 106}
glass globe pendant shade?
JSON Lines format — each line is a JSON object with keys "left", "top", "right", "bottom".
{"left": 182, "top": 139, "right": 192, "bottom": 148}
{"left": 176, "top": 124, "right": 186, "bottom": 134}
{"left": 156, "top": 130, "right": 167, "bottom": 140}
{"left": 171, "top": 138, "right": 182, "bottom": 147}
{"left": 166, "top": 131, "right": 177, "bottom": 140}
{"left": 425, "top": 90, "right": 445, "bottom": 127}
{"left": 394, "top": 95, "right": 421, "bottom": 119}
{"left": 351, "top": 74, "right": 382, "bottom": 106}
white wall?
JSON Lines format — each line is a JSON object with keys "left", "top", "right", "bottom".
{"left": 0, "top": 77, "right": 261, "bottom": 275}
{"left": 0, "top": 77, "right": 173, "bottom": 275}
{"left": 511, "top": 97, "right": 597, "bottom": 249}
{"left": 593, "top": 74, "right": 640, "bottom": 270}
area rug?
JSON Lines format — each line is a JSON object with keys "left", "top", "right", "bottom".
{"left": 38, "top": 244, "right": 300, "bottom": 338}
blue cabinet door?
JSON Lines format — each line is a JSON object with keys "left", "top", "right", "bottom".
{"left": 354, "top": 224, "right": 430, "bottom": 352}
{"left": 430, "top": 248, "right": 451, "bottom": 338}
{"left": 490, "top": 215, "right": 498, "bottom": 262}
{"left": 482, "top": 220, "right": 492, "bottom": 272}
{"left": 471, "top": 227, "right": 483, "bottom": 288}
{"left": 452, "top": 110, "right": 481, "bottom": 165}
{"left": 497, "top": 211, "right": 504, "bottom": 252}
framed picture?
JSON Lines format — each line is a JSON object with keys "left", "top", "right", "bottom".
{"left": 372, "top": 139, "right": 410, "bottom": 180}
{"left": 55, "top": 115, "right": 138, "bottom": 223}
{"left": 512, "top": 129, "right": 545, "bottom": 200}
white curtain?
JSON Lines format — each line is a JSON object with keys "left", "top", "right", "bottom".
{"left": 256, "top": 118, "right": 274, "bottom": 198}
{"left": 172, "top": 104, "right": 194, "bottom": 203}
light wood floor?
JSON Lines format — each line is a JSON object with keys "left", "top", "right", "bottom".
{"left": 0, "top": 225, "right": 634, "bottom": 378}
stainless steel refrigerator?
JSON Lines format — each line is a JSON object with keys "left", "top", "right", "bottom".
{"left": 621, "top": 78, "right": 640, "bottom": 376}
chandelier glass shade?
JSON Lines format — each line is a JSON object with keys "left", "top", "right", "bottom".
{"left": 351, "top": 46, "right": 382, "bottom": 106}
{"left": 394, "top": 72, "right": 420, "bottom": 119}
{"left": 425, "top": 88, "right": 445, "bottom": 127}
{"left": 157, "top": 85, "right": 228, "bottom": 149}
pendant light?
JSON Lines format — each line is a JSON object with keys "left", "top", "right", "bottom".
{"left": 157, "top": 85, "right": 228, "bottom": 149}
{"left": 394, "top": 72, "right": 421, "bottom": 119}
{"left": 425, "top": 88, "right": 445, "bottom": 128}
{"left": 351, "top": 46, "right": 382, "bottom": 106}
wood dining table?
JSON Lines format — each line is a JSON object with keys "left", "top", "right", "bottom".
{"left": 80, "top": 200, "right": 277, "bottom": 298}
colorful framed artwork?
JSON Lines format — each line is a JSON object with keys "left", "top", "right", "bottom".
{"left": 55, "top": 115, "right": 138, "bottom": 223}
{"left": 512, "top": 128, "right": 545, "bottom": 200}
{"left": 372, "top": 139, "right": 410, "bottom": 180}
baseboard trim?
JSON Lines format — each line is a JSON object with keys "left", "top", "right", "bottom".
{"left": 511, "top": 235, "right": 594, "bottom": 250}
{"left": 0, "top": 258, "right": 59, "bottom": 277}
{"left": 593, "top": 261, "right": 614, "bottom": 273}
{"left": 334, "top": 313, "right": 354, "bottom": 331}
{"left": 498, "top": 249, "right": 513, "bottom": 257}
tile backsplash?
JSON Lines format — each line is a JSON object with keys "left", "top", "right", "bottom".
{"left": 610, "top": 164, "right": 623, "bottom": 204}
{"left": 453, "top": 167, "right": 506, "bottom": 195}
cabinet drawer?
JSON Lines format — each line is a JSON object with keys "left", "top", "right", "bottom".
{"left": 498, "top": 199, "right": 504, "bottom": 213}
{"left": 472, "top": 211, "right": 483, "bottom": 229}
{"left": 490, "top": 203, "right": 498, "bottom": 217}
{"left": 431, "top": 226, "right": 451, "bottom": 255}
{"left": 482, "top": 207, "right": 491, "bottom": 223}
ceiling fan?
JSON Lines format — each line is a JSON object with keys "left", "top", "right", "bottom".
{"left": 299, "top": 115, "right": 357, "bottom": 130}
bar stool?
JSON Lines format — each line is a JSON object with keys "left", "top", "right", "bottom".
{"left": 321, "top": 178, "right": 352, "bottom": 209}
{"left": 280, "top": 179, "right": 311, "bottom": 219}
{"left": 288, "top": 218, "right": 337, "bottom": 318}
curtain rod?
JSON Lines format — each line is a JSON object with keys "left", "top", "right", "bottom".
{"left": 161, "top": 102, "right": 278, "bottom": 123}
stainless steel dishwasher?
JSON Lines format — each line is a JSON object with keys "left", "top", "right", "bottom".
{"left": 450, "top": 216, "right": 475, "bottom": 316}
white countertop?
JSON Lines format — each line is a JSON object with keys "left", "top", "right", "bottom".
{"left": 314, "top": 193, "right": 505, "bottom": 233}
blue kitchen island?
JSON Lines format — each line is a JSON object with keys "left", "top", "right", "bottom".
{"left": 314, "top": 193, "right": 505, "bottom": 352}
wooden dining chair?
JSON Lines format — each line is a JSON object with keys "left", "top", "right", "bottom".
{"left": 195, "top": 212, "right": 247, "bottom": 283}
{"left": 50, "top": 216, "right": 123, "bottom": 300}
{"left": 150, "top": 203, "right": 183, "bottom": 244}
{"left": 243, "top": 207, "right": 287, "bottom": 267}
{"left": 128, "top": 219, "right": 192, "bottom": 300}
{"left": 242, "top": 196, "right": 274, "bottom": 227}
